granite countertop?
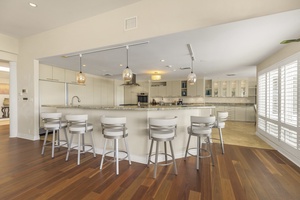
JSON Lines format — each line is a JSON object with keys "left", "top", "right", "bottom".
{"left": 42, "top": 104, "right": 215, "bottom": 111}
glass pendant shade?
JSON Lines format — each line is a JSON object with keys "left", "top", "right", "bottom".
{"left": 187, "top": 72, "right": 197, "bottom": 85}
{"left": 151, "top": 72, "right": 161, "bottom": 81}
{"left": 122, "top": 66, "right": 133, "bottom": 82}
{"left": 76, "top": 54, "right": 86, "bottom": 84}
{"left": 76, "top": 72, "right": 86, "bottom": 84}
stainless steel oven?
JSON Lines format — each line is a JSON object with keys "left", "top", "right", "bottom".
{"left": 137, "top": 93, "right": 148, "bottom": 103}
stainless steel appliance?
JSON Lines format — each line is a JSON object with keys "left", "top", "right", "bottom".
{"left": 137, "top": 93, "right": 148, "bottom": 103}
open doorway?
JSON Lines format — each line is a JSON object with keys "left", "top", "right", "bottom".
{"left": 0, "top": 61, "right": 10, "bottom": 126}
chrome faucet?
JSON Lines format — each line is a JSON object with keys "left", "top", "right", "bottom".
{"left": 71, "top": 96, "right": 81, "bottom": 106}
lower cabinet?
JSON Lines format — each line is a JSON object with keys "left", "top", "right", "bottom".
{"left": 214, "top": 105, "right": 255, "bottom": 122}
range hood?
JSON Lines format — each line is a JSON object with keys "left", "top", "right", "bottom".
{"left": 121, "top": 73, "right": 140, "bottom": 86}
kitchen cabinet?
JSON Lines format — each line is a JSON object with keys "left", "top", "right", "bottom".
{"left": 205, "top": 79, "right": 212, "bottom": 97}
{"left": 229, "top": 80, "right": 238, "bottom": 97}
{"left": 187, "top": 78, "right": 204, "bottom": 97}
{"left": 246, "top": 105, "right": 256, "bottom": 122}
{"left": 238, "top": 80, "right": 248, "bottom": 97}
{"left": 235, "top": 106, "right": 246, "bottom": 121}
{"left": 39, "top": 64, "right": 65, "bottom": 82}
{"left": 65, "top": 69, "right": 77, "bottom": 84}
{"left": 150, "top": 85, "right": 166, "bottom": 97}
{"left": 166, "top": 81, "right": 181, "bottom": 97}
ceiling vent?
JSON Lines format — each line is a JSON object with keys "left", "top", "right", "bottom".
{"left": 124, "top": 16, "right": 137, "bottom": 31}
{"left": 180, "top": 67, "right": 191, "bottom": 70}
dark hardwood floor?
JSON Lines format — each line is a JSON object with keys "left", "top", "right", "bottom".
{"left": 0, "top": 124, "right": 299, "bottom": 200}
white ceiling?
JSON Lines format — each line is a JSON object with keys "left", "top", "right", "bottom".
{"left": 1, "top": 1, "right": 300, "bottom": 81}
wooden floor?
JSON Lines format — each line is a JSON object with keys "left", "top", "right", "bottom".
{"left": 0, "top": 123, "right": 300, "bottom": 200}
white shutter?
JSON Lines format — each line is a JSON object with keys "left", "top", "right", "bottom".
{"left": 281, "top": 127, "right": 297, "bottom": 149}
{"left": 280, "top": 61, "right": 297, "bottom": 127}
{"left": 267, "top": 69, "right": 279, "bottom": 121}
{"left": 258, "top": 74, "right": 266, "bottom": 117}
{"left": 258, "top": 117, "right": 265, "bottom": 131}
{"left": 266, "top": 121, "right": 278, "bottom": 138}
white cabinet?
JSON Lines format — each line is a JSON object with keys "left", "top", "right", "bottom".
{"left": 187, "top": 79, "right": 204, "bottom": 97}
{"left": 234, "top": 106, "right": 246, "bottom": 121}
{"left": 238, "top": 80, "right": 248, "bottom": 97}
{"left": 39, "top": 64, "right": 65, "bottom": 82}
{"left": 65, "top": 70, "right": 77, "bottom": 84}
{"left": 229, "top": 80, "right": 238, "bottom": 97}
{"left": 246, "top": 105, "right": 256, "bottom": 122}
{"left": 205, "top": 79, "right": 212, "bottom": 97}
{"left": 166, "top": 81, "right": 181, "bottom": 97}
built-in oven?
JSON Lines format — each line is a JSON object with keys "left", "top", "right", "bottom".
{"left": 137, "top": 93, "right": 148, "bottom": 103}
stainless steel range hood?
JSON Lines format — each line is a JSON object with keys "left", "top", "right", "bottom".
{"left": 121, "top": 73, "right": 140, "bottom": 86}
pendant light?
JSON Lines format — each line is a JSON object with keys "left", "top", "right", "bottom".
{"left": 122, "top": 46, "right": 133, "bottom": 82}
{"left": 187, "top": 57, "right": 196, "bottom": 85}
{"left": 76, "top": 54, "right": 86, "bottom": 84}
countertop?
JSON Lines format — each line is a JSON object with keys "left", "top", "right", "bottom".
{"left": 42, "top": 104, "right": 215, "bottom": 111}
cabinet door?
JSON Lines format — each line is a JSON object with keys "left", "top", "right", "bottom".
{"left": 52, "top": 67, "right": 65, "bottom": 82}
{"left": 158, "top": 86, "right": 167, "bottom": 97}
{"left": 238, "top": 80, "right": 248, "bottom": 97}
{"left": 235, "top": 106, "right": 246, "bottom": 121}
{"left": 150, "top": 86, "right": 159, "bottom": 98}
{"left": 172, "top": 81, "right": 181, "bottom": 97}
{"left": 224, "top": 106, "right": 235, "bottom": 120}
{"left": 166, "top": 81, "right": 173, "bottom": 97}
{"left": 246, "top": 105, "right": 256, "bottom": 122}
{"left": 39, "top": 64, "right": 52, "bottom": 80}
{"left": 196, "top": 79, "right": 204, "bottom": 96}
{"left": 220, "top": 81, "right": 228, "bottom": 97}
{"left": 187, "top": 83, "right": 196, "bottom": 96}
{"left": 65, "top": 70, "right": 77, "bottom": 84}
{"left": 229, "top": 80, "right": 238, "bottom": 97}
{"left": 212, "top": 81, "right": 219, "bottom": 97}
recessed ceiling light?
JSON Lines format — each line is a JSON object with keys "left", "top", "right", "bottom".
{"left": 82, "top": 64, "right": 86, "bottom": 67}
{"left": 29, "top": 2, "right": 37, "bottom": 7}
{"left": 160, "top": 59, "right": 165, "bottom": 62}
{"left": 120, "top": 64, "right": 123, "bottom": 67}
{"left": 166, "top": 65, "right": 172, "bottom": 68}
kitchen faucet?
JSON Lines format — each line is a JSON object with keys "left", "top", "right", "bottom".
{"left": 70, "top": 96, "right": 81, "bottom": 106}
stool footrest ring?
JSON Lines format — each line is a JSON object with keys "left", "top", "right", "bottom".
{"left": 186, "top": 147, "right": 212, "bottom": 159}
{"left": 103, "top": 150, "right": 129, "bottom": 163}
{"left": 148, "top": 153, "right": 174, "bottom": 166}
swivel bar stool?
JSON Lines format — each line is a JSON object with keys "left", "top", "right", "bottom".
{"left": 147, "top": 116, "right": 178, "bottom": 178}
{"left": 41, "top": 112, "right": 69, "bottom": 158}
{"left": 65, "top": 114, "right": 96, "bottom": 165}
{"left": 212, "top": 111, "right": 228, "bottom": 154}
{"left": 100, "top": 116, "right": 131, "bottom": 175}
{"left": 185, "top": 116, "right": 215, "bottom": 170}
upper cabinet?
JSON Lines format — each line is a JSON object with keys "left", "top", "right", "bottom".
{"left": 166, "top": 81, "right": 181, "bottom": 97}
{"left": 187, "top": 78, "right": 204, "bottom": 97}
{"left": 65, "top": 69, "right": 77, "bottom": 84}
{"left": 39, "top": 64, "right": 65, "bottom": 82}
{"left": 206, "top": 79, "right": 254, "bottom": 97}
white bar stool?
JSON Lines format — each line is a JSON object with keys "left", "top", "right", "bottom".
{"left": 147, "top": 117, "right": 178, "bottom": 179}
{"left": 41, "top": 112, "right": 69, "bottom": 158}
{"left": 65, "top": 114, "right": 96, "bottom": 165}
{"left": 185, "top": 116, "right": 216, "bottom": 170}
{"left": 212, "top": 111, "right": 228, "bottom": 154}
{"left": 100, "top": 116, "right": 131, "bottom": 175}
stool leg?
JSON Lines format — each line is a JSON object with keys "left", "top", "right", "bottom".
{"left": 219, "top": 128, "right": 225, "bottom": 154}
{"left": 100, "top": 139, "right": 107, "bottom": 170}
{"left": 90, "top": 132, "right": 96, "bottom": 157}
{"left": 185, "top": 134, "right": 192, "bottom": 160}
{"left": 154, "top": 141, "right": 159, "bottom": 179}
{"left": 164, "top": 141, "right": 167, "bottom": 163}
{"left": 196, "top": 136, "right": 200, "bottom": 170}
{"left": 207, "top": 136, "right": 215, "bottom": 166}
{"left": 116, "top": 139, "right": 119, "bottom": 175}
{"left": 52, "top": 130, "right": 56, "bottom": 158}
{"left": 41, "top": 130, "right": 49, "bottom": 155}
{"left": 66, "top": 133, "right": 73, "bottom": 161}
{"left": 82, "top": 134, "right": 85, "bottom": 153}
{"left": 77, "top": 134, "right": 81, "bottom": 165}
{"left": 63, "top": 128, "right": 69, "bottom": 149}
{"left": 147, "top": 139, "right": 154, "bottom": 167}
{"left": 57, "top": 129, "right": 60, "bottom": 147}
{"left": 169, "top": 141, "right": 177, "bottom": 175}
{"left": 124, "top": 137, "right": 131, "bottom": 165}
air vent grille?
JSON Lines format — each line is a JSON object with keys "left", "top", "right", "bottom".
{"left": 125, "top": 16, "right": 137, "bottom": 31}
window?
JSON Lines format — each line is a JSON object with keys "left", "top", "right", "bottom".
{"left": 258, "top": 56, "right": 299, "bottom": 157}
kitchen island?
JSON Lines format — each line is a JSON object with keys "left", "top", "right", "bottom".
{"left": 41, "top": 104, "right": 215, "bottom": 164}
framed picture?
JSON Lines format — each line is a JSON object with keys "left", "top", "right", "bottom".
{"left": 0, "top": 83, "right": 9, "bottom": 94}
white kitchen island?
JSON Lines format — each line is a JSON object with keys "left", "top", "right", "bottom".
{"left": 42, "top": 104, "right": 215, "bottom": 164}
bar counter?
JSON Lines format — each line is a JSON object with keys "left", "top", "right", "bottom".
{"left": 42, "top": 104, "right": 215, "bottom": 164}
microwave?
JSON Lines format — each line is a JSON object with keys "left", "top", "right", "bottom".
{"left": 137, "top": 93, "right": 148, "bottom": 103}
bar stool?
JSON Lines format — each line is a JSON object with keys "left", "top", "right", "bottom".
{"left": 185, "top": 116, "right": 216, "bottom": 170}
{"left": 100, "top": 116, "right": 131, "bottom": 175}
{"left": 212, "top": 111, "right": 228, "bottom": 154}
{"left": 147, "top": 117, "right": 178, "bottom": 179}
{"left": 65, "top": 114, "right": 96, "bottom": 165}
{"left": 41, "top": 112, "right": 69, "bottom": 158}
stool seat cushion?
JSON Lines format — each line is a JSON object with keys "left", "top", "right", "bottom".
{"left": 44, "top": 121, "right": 67, "bottom": 129}
{"left": 188, "top": 126, "right": 212, "bottom": 136}
{"left": 104, "top": 128, "right": 128, "bottom": 137}
{"left": 151, "top": 130, "right": 175, "bottom": 139}
{"left": 69, "top": 123, "right": 93, "bottom": 132}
